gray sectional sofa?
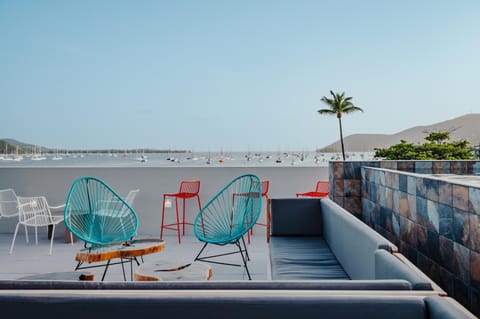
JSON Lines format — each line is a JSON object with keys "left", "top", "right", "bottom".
{"left": 1, "top": 197, "right": 476, "bottom": 318}
{"left": 268, "top": 198, "right": 438, "bottom": 291}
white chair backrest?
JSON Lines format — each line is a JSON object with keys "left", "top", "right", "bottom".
{"left": 17, "top": 196, "right": 53, "bottom": 226}
{"left": 0, "top": 189, "right": 19, "bottom": 218}
{"left": 125, "top": 189, "right": 140, "bottom": 206}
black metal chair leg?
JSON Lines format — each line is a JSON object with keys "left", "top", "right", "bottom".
{"left": 120, "top": 258, "right": 127, "bottom": 281}
{"left": 241, "top": 236, "right": 250, "bottom": 261}
{"left": 194, "top": 242, "right": 209, "bottom": 261}
{"left": 101, "top": 259, "right": 111, "bottom": 281}
{"left": 236, "top": 240, "right": 251, "bottom": 280}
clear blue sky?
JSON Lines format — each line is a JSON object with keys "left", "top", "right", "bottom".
{"left": 1, "top": 0, "right": 479, "bottom": 151}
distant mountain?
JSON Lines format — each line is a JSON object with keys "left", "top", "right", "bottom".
{"left": 0, "top": 138, "right": 188, "bottom": 154}
{"left": 0, "top": 138, "right": 43, "bottom": 153}
{"left": 319, "top": 113, "right": 480, "bottom": 152}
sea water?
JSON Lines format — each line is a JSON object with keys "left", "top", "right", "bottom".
{"left": 0, "top": 151, "right": 376, "bottom": 167}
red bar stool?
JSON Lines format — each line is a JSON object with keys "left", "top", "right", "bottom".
{"left": 296, "top": 180, "right": 329, "bottom": 198}
{"left": 160, "top": 180, "right": 201, "bottom": 244}
{"left": 247, "top": 180, "right": 269, "bottom": 243}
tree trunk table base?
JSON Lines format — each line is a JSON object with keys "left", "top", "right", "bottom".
{"left": 135, "top": 260, "right": 212, "bottom": 281}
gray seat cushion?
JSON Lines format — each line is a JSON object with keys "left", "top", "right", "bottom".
{"left": 269, "top": 237, "right": 349, "bottom": 280}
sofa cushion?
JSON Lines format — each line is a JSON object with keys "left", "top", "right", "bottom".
{"left": 425, "top": 296, "right": 475, "bottom": 319}
{"left": 321, "top": 199, "right": 396, "bottom": 280}
{"left": 0, "top": 293, "right": 429, "bottom": 319}
{"left": 270, "top": 199, "right": 322, "bottom": 236}
{"left": 375, "top": 249, "right": 433, "bottom": 290}
{"left": 269, "top": 236, "right": 349, "bottom": 280}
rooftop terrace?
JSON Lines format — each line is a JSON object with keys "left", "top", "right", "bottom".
{"left": 0, "top": 232, "right": 269, "bottom": 281}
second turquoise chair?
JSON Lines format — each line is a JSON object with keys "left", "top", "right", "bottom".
{"left": 193, "top": 174, "right": 262, "bottom": 280}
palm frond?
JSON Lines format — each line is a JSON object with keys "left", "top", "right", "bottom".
{"left": 318, "top": 109, "right": 336, "bottom": 115}
{"left": 342, "top": 105, "right": 364, "bottom": 113}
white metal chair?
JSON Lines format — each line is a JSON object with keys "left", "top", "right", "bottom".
{"left": 0, "top": 188, "right": 20, "bottom": 221}
{"left": 0, "top": 188, "right": 30, "bottom": 236}
{"left": 9, "top": 196, "right": 72, "bottom": 255}
{"left": 125, "top": 189, "right": 140, "bottom": 206}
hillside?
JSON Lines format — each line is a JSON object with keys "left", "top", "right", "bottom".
{"left": 319, "top": 113, "right": 480, "bottom": 152}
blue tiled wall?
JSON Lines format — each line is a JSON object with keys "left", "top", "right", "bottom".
{"left": 329, "top": 160, "right": 480, "bottom": 316}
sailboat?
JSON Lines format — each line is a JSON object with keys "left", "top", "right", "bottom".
{"left": 1, "top": 144, "right": 13, "bottom": 161}
{"left": 31, "top": 146, "right": 46, "bottom": 161}
{"left": 13, "top": 146, "right": 23, "bottom": 161}
{"left": 52, "top": 150, "right": 63, "bottom": 160}
{"left": 136, "top": 149, "right": 148, "bottom": 162}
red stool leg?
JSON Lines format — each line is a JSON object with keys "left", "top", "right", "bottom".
{"left": 182, "top": 198, "right": 187, "bottom": 235}
{"left": 175, "top": 197, "right": 181, "bottom": 244}
{"left": 160, "top": 194, "right": 167, "bottom": 240}
{"left": 196, "top": 195, "right": 202, "bottom": 211}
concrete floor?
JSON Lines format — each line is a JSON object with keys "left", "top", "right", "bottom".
{"left": 0, "top": 226, "right": 269, "bottom": 282}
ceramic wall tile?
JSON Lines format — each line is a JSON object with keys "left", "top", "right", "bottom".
{"left": 453, "top": 184, "right": 469, "bottom": 211}
{"left": 399, "top": 174, "right": 408, "bottom": 192}
{"left": 469, "top": 214, "right": 480, "bottom": 252}
{"left": 397, "top": 161, "right": 415, "bottom": 172}
{"left": 438, "top": 203, "right": 453, "bottom": 239}
{"left": 408, "top": 176, "right": 417, "bottom": 195}
{"left": 333, "top": 162, "right": 344, "bottom": 179}
{"left": 343, "top": 197, "right": 362, "bottom": 217}
{"left": 385, "top": 187, "right": 393, "bottom": 210}
{"left": 344, "top": 179, "right": 361, "bottom": 197}
{"left": 334, "top": 179, "right": 344, "bottom": 197}
{"left": 439, "top": 181, "right": 453, "bottom": 206}
{"left": 469, "top": 187, "right": 480, "bottom": 215}
{"left": 408, "top": 194, "right": 417, "bottom": 222}
{"left": 415, "top": 161, "right": 433, "bottom": 174}
{"left": 453, "top": 242, "right": 471, "bottom": 284}
{"left": 439, "top": 236, "right": 454, "bottom": 272}
{"left": 425, "top": 179, "right": 439, "bottom": 202}
{"left": 471, "top": 250, "right": 480, "bottom": 290}
{"left": 453, "top": 208, "right": 470, "bottom": 246}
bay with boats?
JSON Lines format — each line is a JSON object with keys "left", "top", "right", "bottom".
{"left": 0, "top": 149, "right": 376, "bottom": 167}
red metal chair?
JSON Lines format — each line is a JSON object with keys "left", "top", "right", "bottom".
{"left": 247, "top": 180, "right": 269, "bottom": 243}
{"left": 160, "top": 180, "right": 201, "bottom": 244}
{"left": 296, "top": 180, "right": 329, "bottom": 198}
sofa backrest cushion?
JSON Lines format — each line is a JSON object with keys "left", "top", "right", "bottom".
{"left": 321, "top": 199, "right": 397, "bottom": 280}
{"left": 0, "top": 293, "right": 428, "bottom": 319}
{"left": 375, "top": 249, "right": 433, "bottom": 290}
{"left": 270, "top": 198, "right": 322, "bottom": 236}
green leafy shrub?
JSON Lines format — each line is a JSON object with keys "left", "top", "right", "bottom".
{"left": 374, "top": 132, "right": 474, "bottom": 160}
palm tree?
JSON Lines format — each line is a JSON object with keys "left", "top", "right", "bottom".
{"left": 318, "top": 91, "right": 364, "bottom": 160}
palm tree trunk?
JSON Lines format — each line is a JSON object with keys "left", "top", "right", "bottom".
{"left": 338, "top": 116, "right": 346, "bottom": 160}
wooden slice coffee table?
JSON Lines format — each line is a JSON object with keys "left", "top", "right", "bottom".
{"left": 75, "top": 238, "right": 166, "bottom": 281}
{"left": 135, "top": 260, "right": 212, "bottom": 281}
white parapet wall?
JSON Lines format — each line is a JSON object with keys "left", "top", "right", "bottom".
{"left": 0, "top": 166, "right": 328, "bottom": 236}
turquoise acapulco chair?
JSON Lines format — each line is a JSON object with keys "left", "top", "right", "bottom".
{"left": 193, "top": 174, "right": 262, "bottom": 280}
{"left": 64, "top": 176, "right": 139, "bottom": 280}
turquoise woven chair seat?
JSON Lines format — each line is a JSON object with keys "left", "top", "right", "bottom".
{"left": 193, "top": 174, "right": 262, "bottom": 280}
{"left": 64, "top": 176, "right": 140, "bottom": 281}
{"left": 64, "top": 176, "right": 139, "bottom": 246}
